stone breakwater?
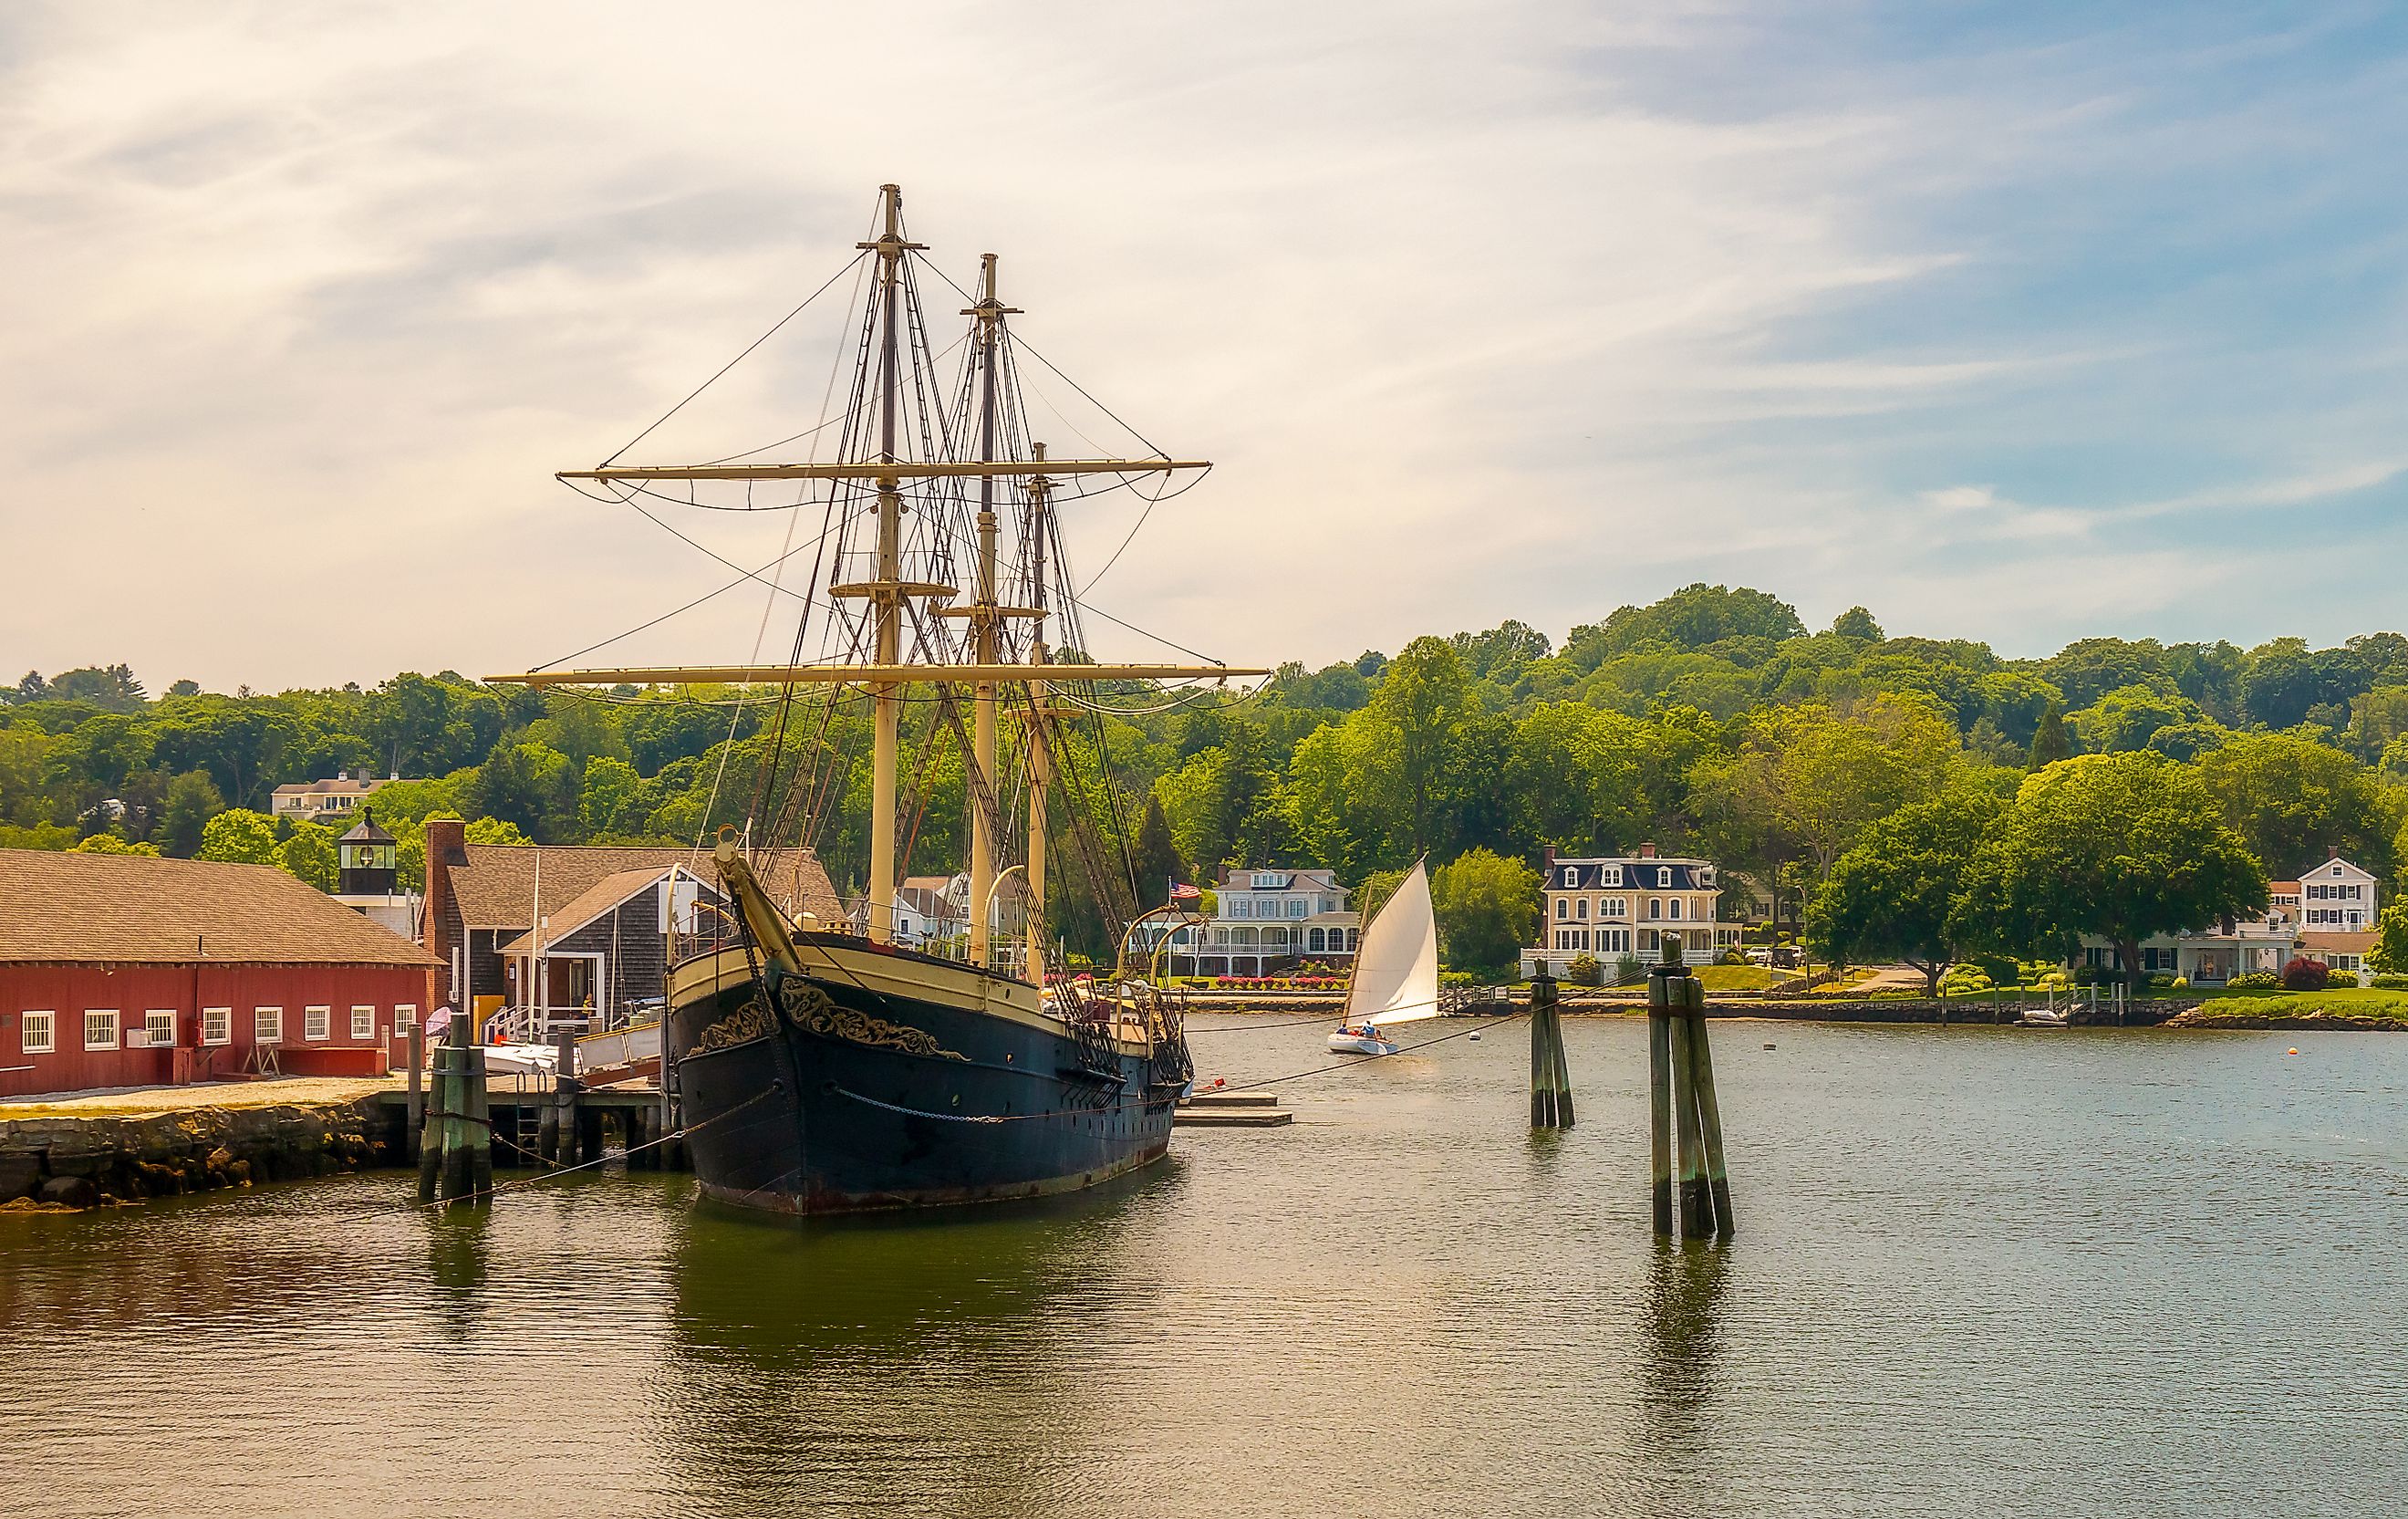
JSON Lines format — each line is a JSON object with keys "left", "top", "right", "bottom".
{"left": 0, "top": 1097, "right": 396, "bottom": 1212}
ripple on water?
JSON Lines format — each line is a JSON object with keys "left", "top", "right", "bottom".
{"left": 3, "top": 1019, "right": 2406, "bottom": 1518}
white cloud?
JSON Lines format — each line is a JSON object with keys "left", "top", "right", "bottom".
{"left": 0, "top": 1, "right": 2402, "bottom": 689}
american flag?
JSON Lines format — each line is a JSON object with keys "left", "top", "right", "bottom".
{"left": 1169, "top": 881, "right": 1201, "bottom": 902}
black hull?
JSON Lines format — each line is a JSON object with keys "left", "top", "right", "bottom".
{"left": 666, "top": 940, "right": 1186, "bottom": 1216}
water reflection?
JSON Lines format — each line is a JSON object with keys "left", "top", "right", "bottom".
{"left": 1640, "top": 1240, "right": 1730, "bottom": 1454}
{"left": 422, "top": 1205, "right": 493, "bottom": 1337}
{"left": 656, "top": 1170, "right": 1168, "bottom": 1516}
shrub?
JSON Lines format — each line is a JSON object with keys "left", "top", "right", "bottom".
{"left": 2280, "top": 957, "right": 2330, "bottom": 993}
{"left": 2029, "top": 970, "right": 2071, "bottom": 993}
{"left": 1938, "top": 964, "right": 1993, "bottom": 996}
{"left": 1718, "top": 947, "right": 1747, "bottom": 966}
{"left": 2170, "top": 976, "right": 2189, "bottom": 991}
{"left": 2326, "top": 970, "right": 2360, "bottom": 989}
{"left": 2226, "top": 971, "right": 2279, "bottom": 989}
{"left": 1615, "top": 953, "right": 1645, "bottom": 984}
{"left": 2372, "top": 974, "right": 2408, "bottom": 992}
{"left": 1565, "top": 953, "right": 1603, "bottom": 987}
{"left": 1439, "top": 970, "right": 1475, "bottom": 988}
{"left": 2146, "top": 972, "right": 2176, "bottom": 991}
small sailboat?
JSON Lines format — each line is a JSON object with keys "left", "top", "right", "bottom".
{"left": 1328, "top": 860, "right": 1440, "bottom": 1056}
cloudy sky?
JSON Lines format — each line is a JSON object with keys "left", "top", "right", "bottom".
{"left": 4, "top": 2, "right": 2404, "bottom": 692}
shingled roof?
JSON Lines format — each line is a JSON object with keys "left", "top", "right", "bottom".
{"left": 495, "top": 866, "right": 689, "bottom": 959}
{"left": 0, "top": 848, "right": 441, "bottom": 967}
{"left": 448, "top": 843, "right": 841, "bottom": 931}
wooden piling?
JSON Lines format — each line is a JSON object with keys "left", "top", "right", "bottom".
{"left": 1668, "top": 1010, "right": 1714, "bottom": 1238}
{"left": 405, "top": 1016, "right": 425, "bottom": 1162}
{"left": 1528, "top": 971, "right": 1572, "bottom": 1128}
{"left": 415, "top": 1033, "right": 445, "bottom": 1202}
{"left": 1681, "top": 975, "right": 1735, "bottom": 1241}
{"left": 551, "top": 1029, "right": 578, "bottom": 1168}
{"left": 1645, "top": 973, "right": 1674, "bottom": 1237}
{"left": 463, "top": 1042, "right": 493, "bottom": 1201}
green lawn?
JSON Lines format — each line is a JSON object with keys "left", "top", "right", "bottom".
{"left": 2188, "top": 989, "right": 2408, "bottom": 1021}
{"left": 1692, "top": 964, "right": 1780, "bottom": 992}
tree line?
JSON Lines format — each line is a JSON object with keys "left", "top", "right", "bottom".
{"left": 9, "top": 583, "right": 2407, "bottom": 975}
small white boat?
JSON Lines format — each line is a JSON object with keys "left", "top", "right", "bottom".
{"left": 2017, "top": 1008, "right": 2071, "bottom": 1028}
{"left": 1327, "top": 858, "right": 1440, "bottom": 1056}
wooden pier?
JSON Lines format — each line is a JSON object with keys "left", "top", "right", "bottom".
{"left": 378, "top": 1083, "right": 685, "bottom": 1171}
{"left": 1176, "top": 1089, "right": 1294, "bottom": 1128}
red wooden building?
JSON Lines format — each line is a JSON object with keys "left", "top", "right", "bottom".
{"left": 0, "top": 849, "right": 441, "bottom": 1099}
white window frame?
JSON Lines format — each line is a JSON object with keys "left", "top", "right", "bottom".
{"left": 1562, "top": 867, "right": 1578, "bottom": 889}
{"left": 1554, "top": 898, "right": 1569, "bottom": 921}
{"left": 202, "top": 1006, "right": 232, "bottom": 1046}
{"left": 144, "top": 1009, "right": 177, "bottom": 1048}
{"left": 350, "top": 1004, "right": 377, "bottom": 1040}
{"left": 1669, "top": 899, "right": 1683, "bottom": 921}
{"left": 1576, "top": 897, "right": 1590, "bottom": 920}
{"left": 21, "top": 1010, "right": 55, "bottom": 1055}
{"left": 1601, "top": 865, "right": 1623, "bottom": 887}
{"left": 255, "top": 1006, "right": 284, "bottom": 1045}
{"left": 304, "top": 1005, "right": 331, "bottom": 1042}
{"left": 85, "top": 1009, "right": 120, "bottom": 1050}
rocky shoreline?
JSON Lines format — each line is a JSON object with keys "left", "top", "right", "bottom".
{"left": 0, "top": 1096, "right": 397, "bottom": 1212}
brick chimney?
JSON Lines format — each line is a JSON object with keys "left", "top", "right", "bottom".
{"left": 421, "top": 816, "right": 470, "bottom": 973}
{"left": 1638, "top": 841, "right": 1657, "bottom": 859}
{"left": 1541, "top": 845, "right": 1557, "bottom": 869}
{"left": 2330, "top": 845, "right": 2341, "bottom": 860}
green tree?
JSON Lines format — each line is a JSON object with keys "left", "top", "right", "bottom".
{"left": 1956, "top": 754, "right": 2266, "bottom": 984}
{"left": 157, "top": 770, "right": 223, "bottom": 858}
{"left": 196, "top": 807, "right": 280, "bottom": 866}
{"left": 2068, "top": 683, "right": 2203, "bottom": 753}
{"left": 1131, "top": 795, "right": 1184, "bottom": 904}
{"left": 1429, "top": 847, "right": 1538, "bottom": 977}
{"left": 1702, "top": 696, "right": 1961, "bottom": 877}
{"left": 2027, "top": 704, "right": 2071, "bottom": 767}
{"left": 1809, "top": 789, "right": 2000, "bottom": 992}
{"left": 2193, "top": 731, "right": 2402, "bottom": 878}
{"left": 1564, "top": 584, "right": 1806, "bottom": 669}
{"left": 1357, "top": 636, "right": 1477, "bottom": 858}
{"left": 72, "top": 832, "right": 161, "bottom": 857}
{"left": 466, "top": 816, "right": 534, "bottom": 847}
{"left": 275, "top": 820, "right": 338, "bottom": 890}
{"left": 578, "top": 755, "right": 645, "bottom": 839}
{"left": 1831, "top": 606, "right": 1884, "bottom": 641}
{"left": 2369, "top": 900, "right": 2408, "bottom": 976}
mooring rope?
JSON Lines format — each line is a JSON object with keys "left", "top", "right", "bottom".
{"left": 828, "top": 1011, "right": 1527, "bottom": 1126}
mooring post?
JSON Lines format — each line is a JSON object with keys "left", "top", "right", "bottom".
{"left": 463, "top": 1041, "right": 493, "bottom": 1202}
{"left": 1529, "top": 969, "right": 1572, "bottom": 1128}
{"left": 1681, "top": 973, "right": 1735, "bottom": 1240}
{"left": 437, "top": 1017, "right": 474, "bottom": 1203}
{"left": 549, "top": 1028, "right": 577, "bottom": 1168}
{"left": 1645, "top": 962, "right": 1675, "bottom": 1236}
{"left": 405, "top": 1015, "right": 425, "bottom": 1163}
{"left": 416, "top": 1029, "right": 445, "bottom": 1202}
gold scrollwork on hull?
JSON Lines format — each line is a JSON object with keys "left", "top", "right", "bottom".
{"left": 692, "top": 994, "right": 773, "bottom": 1054}
{"left": 778, "top": 978, "right": 967, "bottom": 1062}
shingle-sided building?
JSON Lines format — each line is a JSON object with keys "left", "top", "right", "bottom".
{"left": 0, "top": 848, "right": 441, "bottom": 1098}
{"left": 420, "top": 817, "right": 842, "bottom": 1027}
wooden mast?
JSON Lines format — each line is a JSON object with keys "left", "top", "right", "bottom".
{"left": 1025, "top": 442, "right": 1052, "bottom": 984}
{"left": 861, "top": 183, "right": 920, "bottom": 945}
{"left": 966, "top": 253, "right": 1017, "bottom": 971}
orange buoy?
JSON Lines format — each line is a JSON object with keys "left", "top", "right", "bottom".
{"left": 2287, "top": 1047, "right": 2299, "bottom": 1056}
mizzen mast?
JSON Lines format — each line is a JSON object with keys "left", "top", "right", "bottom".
{"left": 964, "top": 253, "right": 1020, "bottom": 970}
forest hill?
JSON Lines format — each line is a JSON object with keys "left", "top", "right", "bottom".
{"left": 5, "top": 584, "right": 2406, "bottom": 972}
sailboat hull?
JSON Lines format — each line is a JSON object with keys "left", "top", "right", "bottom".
{"left": 665, "top": 939, "right": 1185, "bottom": 1215}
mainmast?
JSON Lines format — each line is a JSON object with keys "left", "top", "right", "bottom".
{"left": 859, "top": 183, "right": 923, "bottom": 945}
{"left": 1026, "top": 442, "right": 1052, "bottom": 983}
{"left": 964, "top": 253, "right": 1019, "bottom": 971}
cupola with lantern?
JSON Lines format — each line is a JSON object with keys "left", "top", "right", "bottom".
{"left": 337, "top": 809, "right": 399, "bottom": 895}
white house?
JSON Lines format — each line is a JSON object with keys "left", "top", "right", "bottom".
{"left": 2080, "top": 851, "right": 2382, "bottom": 982}
{"left": 1523, "top": 844, "right": 1739, "bottom": 977}
{"left": 271, "top": 770, "right": 409, "bottom": 826}
{"left": 1167, "top": 867, "right": 1359, "bottom": 977}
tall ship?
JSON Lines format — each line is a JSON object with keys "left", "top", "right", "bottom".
{"left": 491, "top": 185, "right": 1261, "bottom": 1214}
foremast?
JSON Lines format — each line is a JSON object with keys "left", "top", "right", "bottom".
{"left": 860, "top": 184, "right": 922, "bottom": 946}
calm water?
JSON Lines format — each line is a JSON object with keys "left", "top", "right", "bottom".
{"left": 5, "top": 1017, "right": 2405, "bottom": 1518}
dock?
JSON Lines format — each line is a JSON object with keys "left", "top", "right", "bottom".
{"left": 1176, "top": 1089, "right": 1293, "bottom": 1128}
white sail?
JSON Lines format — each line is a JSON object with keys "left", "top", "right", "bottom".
{"left": 1344, "top": 859, "right": 1440, "bottom": 1029}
